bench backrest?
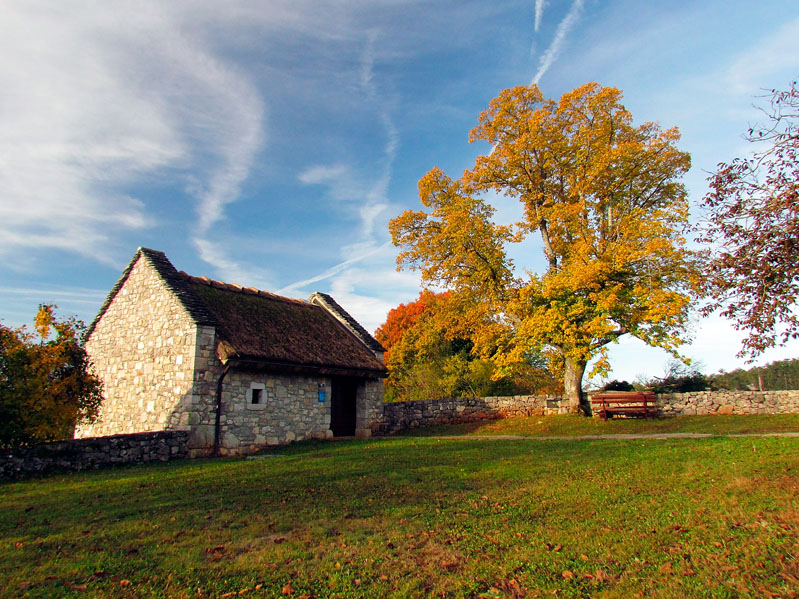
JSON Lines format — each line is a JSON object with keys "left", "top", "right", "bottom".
{"left": 590, "top": 392, "right": 656, "bottom": 403}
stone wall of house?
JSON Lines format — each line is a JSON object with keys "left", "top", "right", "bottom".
{"left": 378, "top": 395, "right": 567, "bottom": 435}
{"left": 217, "top": 371, "right": 333, "bottom": 455}
{"left": 183, "top": 325, "right": 224, "bottom": 455}
{"left": 657, "top": 390, "right": 799, "bottom": 416}
{"left": 76, "top": 255, "right": 202, "bottom": 439}
{"left": 358, "top": 379, "right": 385, "bottom": 437}
{"left": 0, "top": 431, "right": 189, "bottom": 481}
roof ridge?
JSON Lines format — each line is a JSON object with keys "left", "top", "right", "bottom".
{"left": 308, "top": 292, "right": 385, "bottom": 353}
{"left": 180, "top": 272, "right": 309, "bottom": 306}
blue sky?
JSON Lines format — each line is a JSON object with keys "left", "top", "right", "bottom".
{"left": 1, "top": 0, "right": 798, "bottom": 383}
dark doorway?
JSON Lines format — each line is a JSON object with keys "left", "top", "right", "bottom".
{"left": 331, "top": 377, "right": 358, "bottom": 437}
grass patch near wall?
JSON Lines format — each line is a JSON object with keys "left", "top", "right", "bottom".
{"left": 2, "top": 434, "right": 799, "bottom": 598}
{"left": 398, "top": 413, "right": 799, "bottom": 438}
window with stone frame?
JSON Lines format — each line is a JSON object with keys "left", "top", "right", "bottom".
{"left": 246, "top": 382, "right": 267, "bottom": 410}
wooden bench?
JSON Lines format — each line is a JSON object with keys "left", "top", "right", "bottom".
{"left": 590, "top": 391, "right": 658, "bottom": 420}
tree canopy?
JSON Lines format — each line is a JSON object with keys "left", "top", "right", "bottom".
{"left": 390, "top": 83, "right": 700, "bottom": 412}
{"left": 0, "top": 305, "right": 103, "bottom": 446}
{"left": 700, "top": 82, "right": 799, "bottom": 357}
{"left": 374, "top": 290, "right": 559, "bottom": 402}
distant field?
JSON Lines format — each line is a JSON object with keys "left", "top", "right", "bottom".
{"left": 2, "top": 417, "right": 799, "bottom": 598}
{"left": 397, "top": 413, "right": 799, "bottom": 437}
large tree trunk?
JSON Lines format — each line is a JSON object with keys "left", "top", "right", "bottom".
{"left": 563, "top": 357, "right": 587, "bottom": 415}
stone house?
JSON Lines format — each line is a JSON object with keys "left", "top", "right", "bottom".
{"left": 75, "top": 248, "right": 387, "bottom": 456}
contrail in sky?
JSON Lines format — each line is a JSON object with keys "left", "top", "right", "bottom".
{"left": 534, "top": 0, "right": 546, "bottom": 32}
{"left": 532, "top": 0, "right": 584, "bottom": 85}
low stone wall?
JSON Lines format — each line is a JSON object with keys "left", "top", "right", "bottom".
{"left": 378, "top": 390, "right": 799, "bottom": 435}
{"left": 0, "top": 431, "right": 189, "bottom": 481}
{"left": 378, "top": 394, "right": 565, "bottom": 435}
{"left": 658, "top": 390, "right": 799, "bottom": 416}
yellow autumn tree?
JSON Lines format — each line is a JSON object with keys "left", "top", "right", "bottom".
{"left": 0, "top": 305, "right": 103, "bottom": 445}
{"left": 390, "top": 83, "right": 700, "bottom": 413}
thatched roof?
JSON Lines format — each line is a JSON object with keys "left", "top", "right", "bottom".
{"left": 88, "top": 248, "right": 386, "bottom": 378}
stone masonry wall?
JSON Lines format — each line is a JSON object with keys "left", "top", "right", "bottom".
{"left": 76, "top": 255, "right": 201, "bottom": 439}
{"left": 184, "top": 325, "right": 223, "bottom": 455}
{"left": 217, "top": 371, "right": 333, "bottom": 455}
{"left": 0, "top": 431, "right": 189, "bottom": 481}
{"left": 379, "top": 390, "right": 799, "bottom": 434}
{"left": 379, "top": 395, "right": 566, "bottom": 435}
{"left": 359, "top": 378, "right": 384, "bottom": 437}
{"left": 657, "top": 390, "right": 799, "bottom": 416}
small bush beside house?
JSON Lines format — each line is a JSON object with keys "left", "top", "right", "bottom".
{"left": 0, "top": 305, "right": 102, "bottom": 447}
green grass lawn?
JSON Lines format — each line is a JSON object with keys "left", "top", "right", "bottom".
{"left": 2, "top": 417, "right": 799, "bottom": 598}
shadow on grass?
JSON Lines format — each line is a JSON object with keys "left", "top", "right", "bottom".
{"left": 2, "top": 433, "right": 799, "bottom": 598}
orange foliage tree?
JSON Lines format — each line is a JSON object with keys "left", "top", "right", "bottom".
{"left": 375, "top": 291, "right": 559, "bottom": 402}
{"left": 0, "top": 305, "right": 103, "bottom": 446}
{"left": 390, "top": 83, "right": 701, "bottom": 413}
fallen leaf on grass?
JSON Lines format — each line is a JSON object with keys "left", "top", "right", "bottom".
{"left": 593, "top": 570, "right": 611, "bottom": 583}
{"left": 493, "top": 578, "right": 526, "bottom": 598}
{"left": 545, "top": 543, "right": 562, "bottom": 552}
{"left": 205, "top": 545, "right": 226, "bottom": 562}
{"left": 281, "top": 583, "right": 294, "bottom": 595}
{"left": 721, "top": 565, "right": 739, "bottom": 573}
{"left": 561, "top": 571, "right": 574, "bottom": 579}
{"left": 120, "top": 580, "right": 132, "bottom": 587}
{"left": 710, "top": 542, "right": 723, "bottom": 547}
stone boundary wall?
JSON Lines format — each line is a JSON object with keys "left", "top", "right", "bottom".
{"left": 657, "top": 390, "right": 799, "bottom": 416}
{"left": 378, "top": 395, "right": 565, "bottom": 434}
{"left": 0, "top": 431, "right": 189, "bottom": 482}
{"left": 379, "top": 390, "right": 799, "bottom": 434}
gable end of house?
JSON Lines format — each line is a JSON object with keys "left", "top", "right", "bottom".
{"left": 84, "top": 247, "right": 217, "bottom": 341}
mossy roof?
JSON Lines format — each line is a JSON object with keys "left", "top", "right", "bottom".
{"left": 87, "top": 248, "right": 386, "bottom": 377}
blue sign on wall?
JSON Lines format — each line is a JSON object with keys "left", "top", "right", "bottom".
{"left": 318, "top": 390, "right": 326, "bottom": 403}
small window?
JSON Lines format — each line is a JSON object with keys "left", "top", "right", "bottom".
{"left": 247, "top": 383, "right": 267, "bottom": 410}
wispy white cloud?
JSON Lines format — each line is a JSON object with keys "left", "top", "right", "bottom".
{"left": 193, "top": 238, "right": 275, "bottom": 290}
{"left": 289, "top": 28, "right": 398, "bottom": 297}
{"left": 328, "top": 264, "right": 421, "bottom": 334}
{"left": 0, "top": 1, "right": 264, "bottom": 277}
{"left": 0, "top": 286, "right": 106, "bottom": 299}
{"left": 724, "top": 18, "right": 799, "bottom": 97}
{"left": 278, "top": 241, "right": 391, "bottom": 296}
{"left": 534, "top": 0, "right": 546, "bottom": 32}
{"left": 531, "top": 0, "right": 584, "bottom": 85}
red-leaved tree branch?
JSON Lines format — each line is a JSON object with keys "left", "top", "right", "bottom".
{"left": 700, "top": 81, "right": 799, "bottom": 357}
